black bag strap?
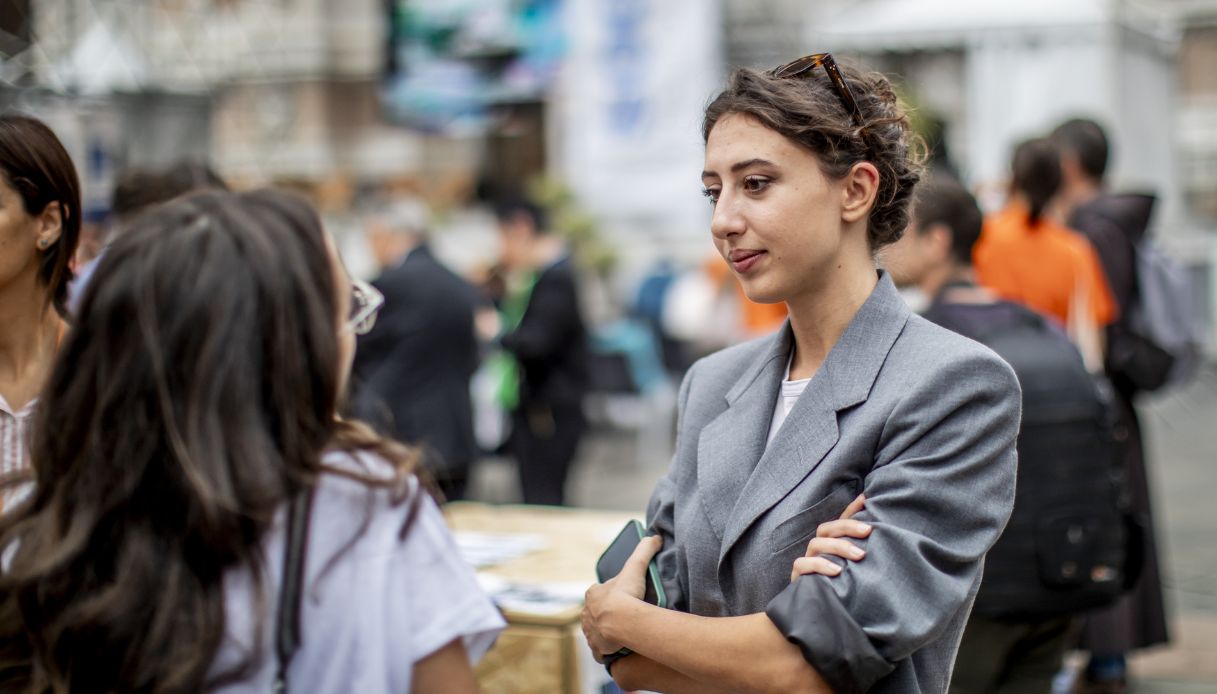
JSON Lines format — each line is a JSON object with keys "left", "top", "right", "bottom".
{"left": 273, "top": 486, "right": 315, "bottom": 692}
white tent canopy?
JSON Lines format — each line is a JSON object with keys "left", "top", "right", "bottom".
{"left": 812, "top": 0, "right": 1172, "bottom": 49}
{"left": 52, "top": 22, "right": 148, "bottom": 95}
{"left": 807, "top": 0, "right": 1182, "bottom": 231}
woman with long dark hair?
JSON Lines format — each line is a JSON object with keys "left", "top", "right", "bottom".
{"left": 0, "top": 189, "right": 503, "bottom": 692}
{"left": 0, "top": 114, "right": 80, "bottom": 508}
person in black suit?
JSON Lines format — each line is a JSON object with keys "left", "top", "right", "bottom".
{"left": 352, "top": 198, "right": 481, "bottom": 501}
{"left": 1052, "top": 117, "right": 1169, "bottom": 694}
{"left": 495, "top": 199, "right": 589, "bottom": 506}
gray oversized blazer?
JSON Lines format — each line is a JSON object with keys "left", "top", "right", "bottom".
{"left": 646, "top": 272, "right": 1021, "bottom": 694}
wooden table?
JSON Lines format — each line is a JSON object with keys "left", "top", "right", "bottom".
{"left": 444, "top": 502, "right": 639, "bottom": 694}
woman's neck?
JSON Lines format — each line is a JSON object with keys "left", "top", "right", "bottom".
{"left": 0, "top": 272, "right": 61, "bottom": 404}
{"left": 784, "top": 257, "right": 878, "bottom": 381}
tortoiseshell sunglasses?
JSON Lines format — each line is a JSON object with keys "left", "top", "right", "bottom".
{"left": 770, "top": 53, "right": 864, "bottom": 127}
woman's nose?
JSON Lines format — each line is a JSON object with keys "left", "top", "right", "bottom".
{"left": 709, "top": 193, "right": 744, "bottom": 240}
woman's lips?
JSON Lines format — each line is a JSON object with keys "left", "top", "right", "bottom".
{"left": 729, "top": 249, "right": 765, "bottom": 273}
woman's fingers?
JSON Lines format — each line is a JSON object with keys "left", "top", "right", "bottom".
{"left": 602, "top": 535, "right": 662, "bottom": 602}
{"left": 617, "top": 534, "right": 662, "bottom": 586}
{"left": 789, "top": 535, "right": 868, "bottom": 582}
{"left": 839, "top": 493, "right": 866, "bottom": 520}
{"left": 804, "top": 536, "right": 866, "bottom": 561}
{"left": 581, "top": 595, "right": 623, "bottom": 657}
{"left": 789, "top": 556, "right": 843, "bottom": 582}
{"left": 580, "top": 612, "right": 606, "bottom": 663}
{"left": 814, "top": 518, "right": 872, "bottom": 539}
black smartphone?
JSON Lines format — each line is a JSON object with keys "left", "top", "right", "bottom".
{"left": 595, "top": 520, "right": 667, "bottom": 608}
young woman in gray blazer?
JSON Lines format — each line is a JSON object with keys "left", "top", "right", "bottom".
{"left": 581, "top": 55, "right": 1022, "bottom": 694}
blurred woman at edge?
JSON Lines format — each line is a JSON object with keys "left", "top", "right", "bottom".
{"left": 0, "top": 114, "right": 81, "bottom": 510}
{"left": 0, "top": 189, "right": 503, "bottom": 692}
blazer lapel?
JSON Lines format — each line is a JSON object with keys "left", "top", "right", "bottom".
{"left": 695, "top": 327, "right": 791, "bottom": 542}
{"left": 717, "top": 272, "right": 912, "bottom": 568}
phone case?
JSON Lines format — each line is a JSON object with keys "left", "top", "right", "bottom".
{"left": 596, "top": 520, "right": 668, "bottom": 609}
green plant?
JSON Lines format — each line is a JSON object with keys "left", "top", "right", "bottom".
{"left": 527, "top": 174, "right": 617, "bottom": 274}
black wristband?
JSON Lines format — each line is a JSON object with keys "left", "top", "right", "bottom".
{"left": 602, "top": 647, "right": 631, "bottom": 676}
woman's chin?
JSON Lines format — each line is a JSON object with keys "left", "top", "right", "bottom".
{"left": 739, "top": 285, "right": 786, "bottom": 305}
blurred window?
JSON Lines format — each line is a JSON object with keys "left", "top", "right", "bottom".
{"left": 1181, "top": 26, "right": 1217, "bottom": 97}
{"left": 0, "top": 0, "right": 31, "bottom": 56}
{"left": 1179, "top": 26, "right": 1217, "bottom": 225}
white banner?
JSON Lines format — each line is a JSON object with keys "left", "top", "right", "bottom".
{"left": 556, "top": 0, "right": 723, "bottom": 251}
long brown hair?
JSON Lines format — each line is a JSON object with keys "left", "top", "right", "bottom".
{"left": 0, "top": 189, "right": 417, "bottom": 693}
{"left": 0, "top": 113, "right": 82, "bottom": 318}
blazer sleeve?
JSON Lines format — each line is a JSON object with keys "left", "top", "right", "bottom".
{"left": 644, "top": 362, "right": 697, "bottom": 612}
{"left": 766, "top": 349, "right": 1021, "bottom": 693}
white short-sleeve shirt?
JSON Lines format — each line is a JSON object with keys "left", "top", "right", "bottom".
{"left": 211, "top": 451, "right": 505, "bottom": 693}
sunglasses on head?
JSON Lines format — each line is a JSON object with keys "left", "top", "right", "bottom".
{"left": 770, "top": 53, "right": 865, "bottom": 128}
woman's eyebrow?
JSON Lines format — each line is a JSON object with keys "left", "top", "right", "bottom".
{"left": 702, "top": 158, "right": 778, "bottom": 179}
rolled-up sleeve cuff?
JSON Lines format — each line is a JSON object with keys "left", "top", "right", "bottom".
{"left": 766, "top": 576, "right": 895, "bottom": 694}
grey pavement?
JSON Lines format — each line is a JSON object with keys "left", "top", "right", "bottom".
{"left": 1125, "top": 365, "right": 1217, "bottom": 690}
{"left": 467, "top": 366, "right": 1217, "bottom": 692}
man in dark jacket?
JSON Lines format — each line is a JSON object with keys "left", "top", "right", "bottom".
{"left": 1052, "top": 118, "right": 1169, "bottom": 693}
{"left": 884, "top": 176, "right": 1097, "bottom": 694}
{"left": 494, "top": 199, "right": 589, "bottom": 506}
{"left": 352, "top": 198, "right": 482, "bottom": 501}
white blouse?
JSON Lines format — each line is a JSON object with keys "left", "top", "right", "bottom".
{"left": 0, "top": 394, "right": 35, "bottom": 509}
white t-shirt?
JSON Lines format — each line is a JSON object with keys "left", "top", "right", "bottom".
{"left": 211, "top": 451, "right": 505, "bottom": 693}
{"left": 765, "top": 352, "right": 810, "bottom": 447}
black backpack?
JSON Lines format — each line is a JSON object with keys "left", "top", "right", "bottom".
{"left": 1108, "top": 234, "right": 1201, "bottom": 392}
{"left": 1075, "top": 198, "right": 1202, "bottom": 393}
{"left": 925, "top": 300, "right": 1135, "bottom": 618}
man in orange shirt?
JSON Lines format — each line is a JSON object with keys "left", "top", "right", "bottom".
{"left": 974, "top": 138, "right": 1115, "bottom": 366}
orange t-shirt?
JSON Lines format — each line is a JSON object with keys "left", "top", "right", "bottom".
{"left": 974, "top": 204, "right": 1117, "bottom": 328}
{"left": 704, "top": 256, "right": 788, "bottom": 336}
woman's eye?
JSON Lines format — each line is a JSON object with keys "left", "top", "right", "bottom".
{"left": 742, "top": 176, "right": 771, "bottom": 193}
{"left": 701, "top": 187, "right": 720, "bottom": 205}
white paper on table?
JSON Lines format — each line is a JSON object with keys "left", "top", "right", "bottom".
{"left": 454, "top": 531, "right": 547, "bottom": 568}
{"left": 485, "top": 580, "right": 591, "bottom": 616}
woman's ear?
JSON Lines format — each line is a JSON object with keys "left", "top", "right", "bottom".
{"left": 35, "top": 201, "right": 65, "bottom": 250}
{"left": 840, "top": 162, "right": 880, "bottom": 225}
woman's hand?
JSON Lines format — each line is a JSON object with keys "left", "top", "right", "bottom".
{"left": 582, "top": 534, "right": 663, "bottom": 660}
{"left": 790, "top": 493, "right": 871, "bottom": 582}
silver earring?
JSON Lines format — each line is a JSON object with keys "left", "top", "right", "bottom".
{"left": 38, "top": 239, "right": 49, "bottom": 249}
